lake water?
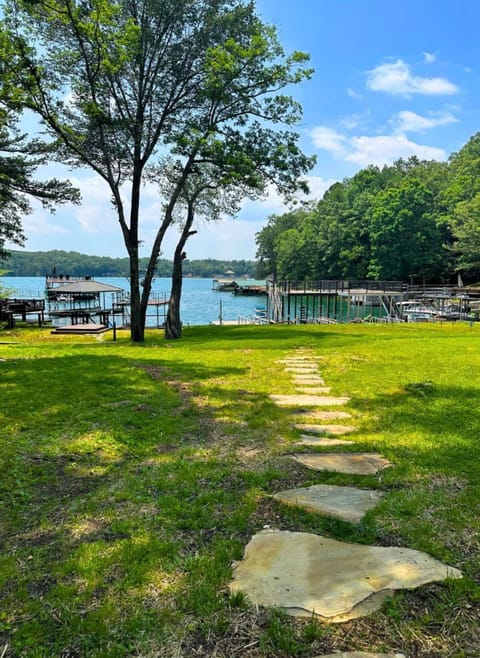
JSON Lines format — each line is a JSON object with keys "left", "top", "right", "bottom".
{"left": 0, "top": 276, "right": 267, "bottom": 326}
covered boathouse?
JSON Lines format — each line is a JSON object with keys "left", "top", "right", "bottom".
{"left": 45, "top": 275, "right": 169, "bottom": 333}
{"left": 46, "top": 278, "right": 126, "bottom": 334}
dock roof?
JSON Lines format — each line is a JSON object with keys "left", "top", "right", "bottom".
{"left": 53, "top": 280, "right": 124, "bottom": 293}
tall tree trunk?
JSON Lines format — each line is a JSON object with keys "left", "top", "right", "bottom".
{"left": 164, "top": 248, "right": 186, "bottom": 339}
{"left": 127, "top": 171, "right": 144, "bottom": 342}
{"left": 129, "top": 244, "right": 144, "bottom": 342}
{"left": 165, "top": 202, "right": 197, "bottom": 339}
{"left": 141, "top": 154, "right": 198, "bottom": 340}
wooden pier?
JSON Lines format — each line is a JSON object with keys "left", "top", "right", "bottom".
{"left": 45, "top": 276, "right": 169, "bottom": 329}
{"left": 266, "top": 280, "right": 480, "bottom": 324}
{"left": 0, "top": 298, "right": 46, "bottom": 328}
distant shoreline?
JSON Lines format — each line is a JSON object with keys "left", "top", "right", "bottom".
{"left": 2, "top": 249, "right": 258, "bottom": 279}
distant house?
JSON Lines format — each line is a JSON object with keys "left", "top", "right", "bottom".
{"left": 212, "top": 278, "right": 239, "bottom": 292}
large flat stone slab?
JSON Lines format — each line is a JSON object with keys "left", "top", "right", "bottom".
{"left": 292, "top": 410, "right": 352, "bottom": 420}
{"left": 285, "top": 367, "right": 320, "bottom": 374}
{"left": 230, "top": 529, "right": 462, "bottom": 621}
{"left": 298, "top": 435, "right": 354, "bottom": 447}
{"left": 315, "top": 651, "right": 406, "bottom": 658}
{"left": 294, "top": 423, "right": 357, "bottom": 435}
{"left": 293, "top": 453, "right": 391, "bottom": 475}
{"left": 292, "top": 376, "right": 326, "bottom": 384}
{"left": 271, "top": 394, "right": 350, "bottom": 407}
{"left": 273, "top": 484, "right": 384, "bottom": 522}
{"left": 277, "top": 360, "right": 321, "bottom": 366}
{"left": 295, "top": 387, "right": 332, "bottom": 395}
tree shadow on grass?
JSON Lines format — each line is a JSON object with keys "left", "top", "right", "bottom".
{"left": 2, "top": 341, "right": 480, "bottom": 655}
{"left": 348, "top": 382, "right": 480, "bottom": 478}
{"left": 0, "top": 350, "right": 295, "bottom": 655}
{"left": 180, "top": 323, "right": 369, "bottom": 349}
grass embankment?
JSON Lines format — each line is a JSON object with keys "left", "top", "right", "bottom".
{"left": 0, "top": 323, "right": 479, "bottom": 657}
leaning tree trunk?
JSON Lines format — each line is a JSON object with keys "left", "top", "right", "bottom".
{"left": 165, "top": 234, "right": 197, "bottom": 338}
{"left": 164, "top": 248, "right": 186, "bottom": 339}
{"left": 165, "top": 203, "right": 197, "bottom": 339}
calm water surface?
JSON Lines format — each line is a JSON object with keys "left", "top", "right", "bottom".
{"left": 1, "top": 276, "right": 267, "bottom": 326}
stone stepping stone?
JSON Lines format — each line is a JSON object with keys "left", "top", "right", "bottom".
{"left": 277, "top": 358, "right": 321, "bottom": 364}
{"left": 316, "top": 653, "right": 406, "bottom": 658}
{"left": 273, "top": 484, "right": 384, "bottom": 522}
{"left": 293, "top": 453, "right": 391, "bottom": 475}
{"left": 298, "top": 435, "right": 354, "bottom": 447}
{"left": 295, "top": 387, "right": 332, "bottom": 395}
{"left": 271, "top": 394, "right": 350, "bottom": 407}
{"left": 284, "top": 366, "right": 318, "bottom": 375}
{"left": 292, "top": 376, "right": 326, "bottom": 384}
{"left": 229, "top": 529, "right": 462, "bottom": 622}
{"left": 294, "top": 423, "right": 357, "bottom": 435}
{"left": 292, "top": 410, "right": 352, "bottom": 421}
{"left": 290, "top": 370, "right": 322, "bottom": 375}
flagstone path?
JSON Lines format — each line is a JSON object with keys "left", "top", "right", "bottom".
{"left": 293, "top": 410, "right": 352, "bottom": 420}
{"left": 294, "top": 423, "right": 357, "bottom": 435}
{"left": 292, "top": 372, "right": 325, "bottom": 384}
{"left": 230, "top": 529, "right": 462, "bottom": 622}
{"left": 293, "top": 452, "right": 392, "bottom": 475}
{"left": 315, "top": 651, "right": 406, "bottom": 658}
{"left": 230, "top": 349, "right": 462, "bottom": 655}
{"left": 271, "top": 394, "right": 350, "bottom": 406}
{"left": 273, "top": 484, "right": 384, "bottom": 522}
{"left": 296, "top": 387, "right": 333, "bottom": 395}
{"left": 298, "top": 435, "right": 354, "bottom": 447}
{"left": 285, "top": 367, "right": 321, "bottom": 373}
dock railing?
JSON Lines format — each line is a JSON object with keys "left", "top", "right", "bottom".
{"left": 273, "top": 280, "right": 480, "bottom": 296}
{"left": 274, "top": 280, "right": 409, "bottom": 294}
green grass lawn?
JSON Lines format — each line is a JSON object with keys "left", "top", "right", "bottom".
{"left": 1, "top": 322, "right": 479, "bottom": 657}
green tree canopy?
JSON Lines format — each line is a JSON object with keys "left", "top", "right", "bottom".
{"left": 0, "top": 113, "right": 79, "bottom": 259}
{"left": 2, "top": 0, "right": 313, "bottom": 341}
{"left": 255, "top": 156, "right": 459, "bottom": 283}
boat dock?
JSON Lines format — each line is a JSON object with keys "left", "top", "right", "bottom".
{"left": 44, "top": 276, "right": 168, "bottom": 330}
{"left": 0, "top": 298, "right": 46, "bottom": 328}
{"left": 266, "top": 280, "right": 480, "bottom": 324}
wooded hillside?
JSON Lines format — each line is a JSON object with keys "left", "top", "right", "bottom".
{"left": 3, "top": 250, "right": 257, "bottom": 279}
{"left": 256, "top": 132, "right": 480, "bottom": 283}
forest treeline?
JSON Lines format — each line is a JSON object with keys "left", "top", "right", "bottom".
{"left": 256, "top": 132, "right": 480, "bottom": 284}
{"left": 3, "top": 250, "right": 257, "bottom": 279}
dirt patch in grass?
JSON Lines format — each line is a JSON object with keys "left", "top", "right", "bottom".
{"left": 170, "top": 586, "right": 480, "bottom": 658}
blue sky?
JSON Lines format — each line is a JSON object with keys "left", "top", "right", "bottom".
{"left": 13, "top": 0, "right": 480, "bottom": 261}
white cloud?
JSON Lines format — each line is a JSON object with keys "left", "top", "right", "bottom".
{"left": 311, "top": 124, "right": 446, "bottom": 168}
{"left": 367, "top": 59, "right": 458, "bottom": 96}
{"left": 393, "top": 110, "right": 459, "bottom": 133}
{"left": 423, "top": 52, "right": 436, "bottom": 64}
{"left": 21, "top": 210, "right": 70, "bottom": 236}
{"left": 310, "top": 126, "right": 348, "bottom": 156}
{"left": 301, "top": 175, "right": 337, "bottom": 200}
{"left": 346, "top": 135, "right": 446, "bottom": 166}
{"left": 347, "top": 87, "right": 363, "bottom": 100}
{"left": 67, "top": 175, "right": 117, "bottom": 234}
{"left": 340, "top": 110, "right": 371, "bottom": 131}
{"left": 236, "top": 175, "right": 336, "bottom": 226}
{"left": 142, "top": 216, "right": 267, "bottom": 260}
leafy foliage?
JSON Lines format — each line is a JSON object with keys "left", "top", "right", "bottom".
{"left": 0, "top": 114, "right": 79, "bottom": 260}
{"left": 256, "top": 137, "right": 480, "bottom": 283}
{"left": 1, "top": 0, "right": 314, "bottom": 340}
{"left": 3, "top": 249, "right": 257, "bottom": 278}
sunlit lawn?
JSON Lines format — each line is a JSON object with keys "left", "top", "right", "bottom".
{"left": 1, "top": 322, "right": 479, "bottom": 657}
